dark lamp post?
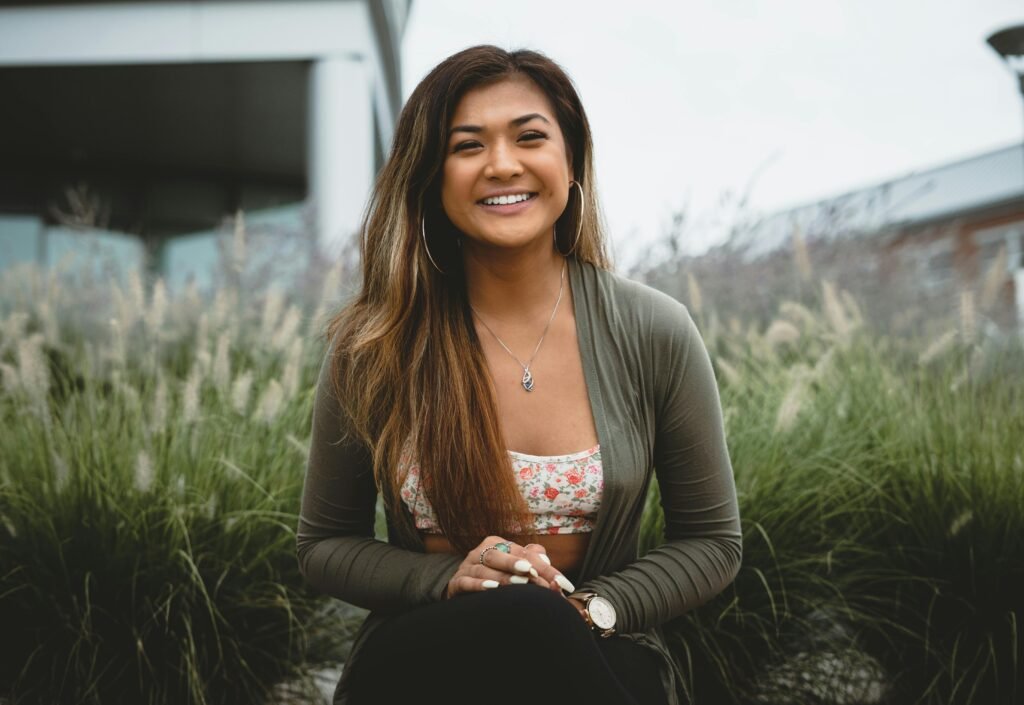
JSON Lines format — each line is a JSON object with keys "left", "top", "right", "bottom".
{"left": 988, "top": 25, "right": 1024, "bottom": 176}
{"left": 988, "top": 25, "right": 1024, "bottom": 95}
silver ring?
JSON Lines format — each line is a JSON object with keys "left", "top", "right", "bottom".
{"left": 479, "top": 542, "right": 512, "bottom": 565}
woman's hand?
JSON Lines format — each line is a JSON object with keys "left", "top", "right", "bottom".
{"left": 444, "top": 536, "right": 577, "bottom": 599}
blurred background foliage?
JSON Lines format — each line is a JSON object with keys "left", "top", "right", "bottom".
{"left": 0, "top": 212, "right": 1021, "bottom": 704}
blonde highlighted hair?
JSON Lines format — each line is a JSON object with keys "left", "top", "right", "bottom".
{"left": 323, "top": 45, "right": 611, "bottom": 554}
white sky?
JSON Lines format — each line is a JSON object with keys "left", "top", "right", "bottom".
{"left": 401, "top": 0, "right": 1023, "bottom": 266}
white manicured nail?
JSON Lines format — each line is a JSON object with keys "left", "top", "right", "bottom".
{"left": 482, "top": 580, "right": 500, "bottom": 589}
{"left": 538, "top": 553, "right": 551, "bottom": 565}
{"left": 514, "top": 559, "right": 531, "bottom": 573}
{"left": 529, "top": 567, "right": 539, "bottom": 578}
{"left": 554, "top": 575, "right": 575, "bottom": 593}
{"left": 509, "top": 575, "right": 529, "bottom": 584}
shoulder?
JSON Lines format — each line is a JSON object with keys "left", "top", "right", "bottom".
{"left": 576, "top": 258, "right": 696, "bottom": 354}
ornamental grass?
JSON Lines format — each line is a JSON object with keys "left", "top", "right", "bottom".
{"left": 1, "top": 227, "right": 1021, "bottom": 704}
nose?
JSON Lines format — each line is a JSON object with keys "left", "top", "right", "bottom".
{"left": 483, "top": 139, "right": 523, "bottom": 180}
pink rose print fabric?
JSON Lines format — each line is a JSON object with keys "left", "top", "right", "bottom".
{"left": 399, "top": 445, "right": 603, "bottom": 535}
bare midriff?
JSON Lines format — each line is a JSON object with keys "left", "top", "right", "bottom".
{"left": 421, "top": 531, "right": 592, "bottom": 583}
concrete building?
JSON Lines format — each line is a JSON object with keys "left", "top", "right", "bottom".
{"left": 734, "top": 142, "right": 1024, "bottom": 328}
{"left": 0, "top": 0, "right": 411, "bottom": 295}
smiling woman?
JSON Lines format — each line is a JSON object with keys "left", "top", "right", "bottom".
{"left": 297, "top": 45, "right": 741, "bottom": 705}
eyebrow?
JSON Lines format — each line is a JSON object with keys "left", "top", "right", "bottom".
{"left": 448, "top": 113, "right": 551, "bottom": 138}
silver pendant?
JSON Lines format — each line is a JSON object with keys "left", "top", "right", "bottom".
{"left": 521, "top": 368, "right": 535, "bottom": 392}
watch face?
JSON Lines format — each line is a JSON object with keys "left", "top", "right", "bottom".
{"left": 589, "top": 596, "right": 616, "bottom": 629}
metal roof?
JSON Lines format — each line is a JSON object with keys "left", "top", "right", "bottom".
{"left": 736, "top": 142, "right": 1024, "bottom": 259}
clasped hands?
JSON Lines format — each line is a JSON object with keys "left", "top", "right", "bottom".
{"left": 444, "top": 535, "right": 589, "bottom": 622}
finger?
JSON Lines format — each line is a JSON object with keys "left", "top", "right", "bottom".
{"left": 522, "top": 544, "right": 552, "bottom": 566}
{"left": 471, "top": 563, "right": 552, "bottom": 590}
{"left": 480, "top": 545, "right": 537, "bottom": 576}
{"left": 487, "top": 549, "right": 570, "bottom": 592}
{"left": 447, "top": 575, "right": 502, "bottom": 598}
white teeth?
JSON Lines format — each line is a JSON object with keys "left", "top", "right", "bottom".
{"left": 482, "top": 193, "right": 533, "bottom": 206}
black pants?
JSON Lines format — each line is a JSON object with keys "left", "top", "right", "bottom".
{"left": 346, "top": 583, "right": 670, "bottom": 705}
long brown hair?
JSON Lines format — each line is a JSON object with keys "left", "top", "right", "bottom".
{"left": 323, "top": 45, "right": 611, "bottom": 554}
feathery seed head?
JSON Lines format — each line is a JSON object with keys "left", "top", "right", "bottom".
{"left": 146, "top": 278, "right": 168, "bottom": 336}
{"left": 980, "top": 244, "right": 1008, "bottom": 311}
{"left": 286, "top": 433, "right": 309, "bottom": 457}
{"left": 232, "top": 210, "right": 247, "bottom": 274}
{"left": 17, "top": 333, "right": 49, "bottom": 403}
{"left": 182, "top": 364, "right": 202, "bottom": 425}
{"left": 686, "top": 272, "right": 703, "bottom": 316}
{"left": 51, "top": 450, "right": 70, "bottom": 493}
{"left": 959, "top": 289, "right": 976, "bottom": 340}
{"left": 37, "top": 301, "right": 60, "bottom": 346}
{"left": 764, "top": 319, "right": 801, "bottom": 349}
{"left": 775, "top": 364, "right": 811, "bottom": 434}
{"left": 231, "top": 369, "right": 254, "bottom": 415}
{"left": 948, "top": 510, "right": 973, "bottom": 538}
{"left": 792, "top": 225, "right": 812, "bottom": 281}
{"left": 134, "top": 450, "right": 155, "bottom": 493}
{"left": 259, "top": 289, "right": 285, "bottom": 343}
{"left": 212, "top": 331, "right": 232, "bottom": 394}
{"left": 254, "top": 379, "right": 285, "bottom": 424}
{"left": 281, "top": 338, "right": 304, "bottom": 398}
{"left": 918, "top": 329, "right": 958, "bottom": 366}
{"left": 822, "top": 280, "right": 852, "bottom": 342}
{"left": 715, "top": 357, "right": 741, "bottom": 386}
{"left": 151, "top": 372, "right": 168, "bottom": 434}
{"left": 271, "top": 305, "right": 302, "bottom": 352}
{"left": 1, "top": 363, "right": 19, "bottom": 394}
{"left": 128, "top": 270, "right": 145, "bottom": 324}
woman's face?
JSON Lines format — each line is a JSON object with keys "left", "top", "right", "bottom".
{"left": 441, "top": 74, "right": 574, "bottom": 254}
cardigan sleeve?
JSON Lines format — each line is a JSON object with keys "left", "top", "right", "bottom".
{"left": 296, "top": 339, "right": 462, "bottom": 612}
{"left": 577, "top": 298, "right": 742, "bottom": 634}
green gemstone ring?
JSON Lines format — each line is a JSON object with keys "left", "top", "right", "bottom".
{"left": 479, "top": 541, "right": 514, "bottom": 564}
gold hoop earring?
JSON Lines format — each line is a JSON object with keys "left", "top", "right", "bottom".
{"left": 554, "top": 180, "right": 585, "bottom": 256}
{"left": 421, "top": 215, "right": 445, "bottom": 275}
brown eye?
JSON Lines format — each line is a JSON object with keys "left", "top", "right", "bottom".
{"left": 452, "top": 141, "right": 481, "bottom": 153}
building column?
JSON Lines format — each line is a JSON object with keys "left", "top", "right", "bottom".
{"left": 309, "top": 56, "right": 374, "bottom": 260}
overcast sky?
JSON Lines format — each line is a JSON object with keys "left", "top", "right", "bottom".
{"left": 401, "top": 0, "right": 1023, "bottom": 265}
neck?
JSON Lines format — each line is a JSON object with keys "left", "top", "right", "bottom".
{"left": 462, "top": 242, "right": 567, "bottom": 322}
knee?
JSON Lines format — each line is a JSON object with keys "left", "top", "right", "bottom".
{"left": 483, "top": 584, "right": 585, "bottom": 633}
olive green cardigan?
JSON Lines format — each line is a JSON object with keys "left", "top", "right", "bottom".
{"left": 297, "top": 255, "right": 742, "bottom": 704}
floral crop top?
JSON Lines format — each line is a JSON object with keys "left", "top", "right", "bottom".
{"left": 399, "top": 444, "right": 603, "bottom": 535}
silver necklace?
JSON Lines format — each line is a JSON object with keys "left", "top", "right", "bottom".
{"left": 470, "top": 261, "right": 566, "bottom": 392}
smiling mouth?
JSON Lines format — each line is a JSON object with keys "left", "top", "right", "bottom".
{"left": 477, "top": 192, "right": 538, "bottom": 206}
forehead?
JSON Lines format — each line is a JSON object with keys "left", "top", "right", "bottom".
{"left": 449, "top": 74, "right": 558, "bottom": 128}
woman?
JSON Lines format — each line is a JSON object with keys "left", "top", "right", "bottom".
{"left": 298, "top": 45, "right": 741, "bottom": 705}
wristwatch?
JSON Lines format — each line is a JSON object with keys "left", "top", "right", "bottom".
{"left": 570, "top": 591, "right": 616, "bottom": 637}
